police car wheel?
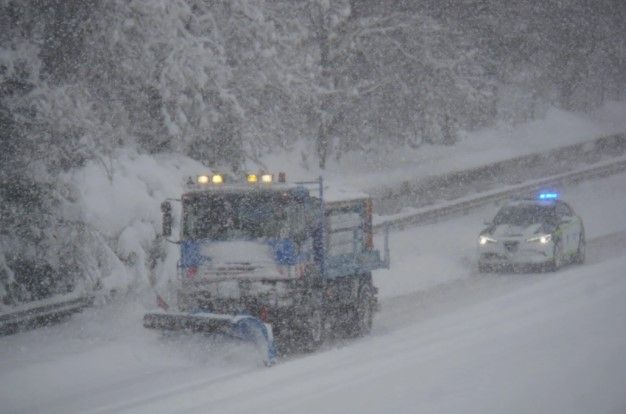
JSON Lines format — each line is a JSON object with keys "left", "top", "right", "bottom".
{"left": 550, "top": 241, "right": 563, "bottom": 272}
{"left": 478, "top": 262, "right": 490, "bottom": 273}
{"left": 574, "top": 233, "right": 585, "bottom": 265}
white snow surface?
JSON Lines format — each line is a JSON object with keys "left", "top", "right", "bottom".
{"left": 1, "top": 168, "right": 626, "bottom": 414}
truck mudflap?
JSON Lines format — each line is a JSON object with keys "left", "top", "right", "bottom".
{"left": 143, "top": 311, "right": 277, "bottom": 366}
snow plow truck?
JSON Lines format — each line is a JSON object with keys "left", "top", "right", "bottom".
{"left": 144, "top": 173, "right": 389, "bottom": 365}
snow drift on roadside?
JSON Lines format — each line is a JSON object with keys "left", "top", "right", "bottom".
{"left": 62, "top": 149, "right": 207, "bottom": 294}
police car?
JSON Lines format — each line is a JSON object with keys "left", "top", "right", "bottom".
{"left": 477, "top": 193, "right": 585, "bottom": 272}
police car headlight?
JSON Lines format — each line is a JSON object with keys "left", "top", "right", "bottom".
{"left": 479, "top": 235, "right": 497, "bottom": 245}
{"left": 526, "top": 234, "right": 552, "bottom": 244}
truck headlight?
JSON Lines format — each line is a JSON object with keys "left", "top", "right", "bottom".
{"left": 197, "top": 175, "right": 210, "bottom": 184}
{"left": 526, "top": 234, "right": 552, "bottom": 244}
{"left": 479, "top": 235, "right": 497, "bottom": 245}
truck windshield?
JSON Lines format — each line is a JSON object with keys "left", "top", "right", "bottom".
{"left": 182, "top": 192, "right": 304, "bottom": 241}
{"left": 493, "top": 205, "right": 556, "bottom": 226}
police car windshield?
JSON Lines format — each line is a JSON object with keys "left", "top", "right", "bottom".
{"left": 182, "top": 192, "right": 299, "bottom": 240}
{"left": 493, "top": 204, "right": 556, "bottom": 227}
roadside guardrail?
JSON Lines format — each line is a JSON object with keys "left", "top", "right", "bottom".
{"left": 372, "top": 133, "right": 626, "bottom": 215}
{"left": 374, "top": 155, "right": 626, "bottom": 231}
{"left": 0, "top": 293, "right": 93, "bottom": 335}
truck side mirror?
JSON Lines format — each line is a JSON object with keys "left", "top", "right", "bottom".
{"left": 161, "top": 201, "right": 173, "bottom": 237}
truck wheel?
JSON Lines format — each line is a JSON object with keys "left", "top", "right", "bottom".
{"left": 301, "top": 308, "right": 325, "bottom": 352}
{"left": 353, "top": 284, "right": 374, "bottom": 337}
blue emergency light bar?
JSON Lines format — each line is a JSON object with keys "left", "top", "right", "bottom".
{"left": 538, "top": 192, "right": 559, "bottom": 200}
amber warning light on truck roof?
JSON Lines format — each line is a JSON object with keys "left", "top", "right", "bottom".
{"left": 196, "top": 172, "right": 286, "bottom": 185}
{"left": 196, "top": 174, "right": 223, "bottom": 185}
{"left": 247, "top": 172, "right": 286, "bottom": 184}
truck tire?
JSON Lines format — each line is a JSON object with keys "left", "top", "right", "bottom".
{"left": 352, "top": 284, "right": 374, "bottom": 337}
{"left": 300, "top": 308, "right": 325, "bottom": 352}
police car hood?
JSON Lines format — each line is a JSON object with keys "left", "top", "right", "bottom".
{"left": 490, "top": 223, "right": 543, "bottom": 239}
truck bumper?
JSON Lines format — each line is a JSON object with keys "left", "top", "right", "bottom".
{"left": 143, "top": 311, "right": 277, "bottom": 366}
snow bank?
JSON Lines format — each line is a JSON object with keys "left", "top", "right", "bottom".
{"left": 62, "top": 149, "right": 207, "bottom": 294}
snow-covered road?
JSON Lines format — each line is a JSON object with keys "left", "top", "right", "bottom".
{"left": 2, "top": 173, "right": 626, "bottom": 414}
